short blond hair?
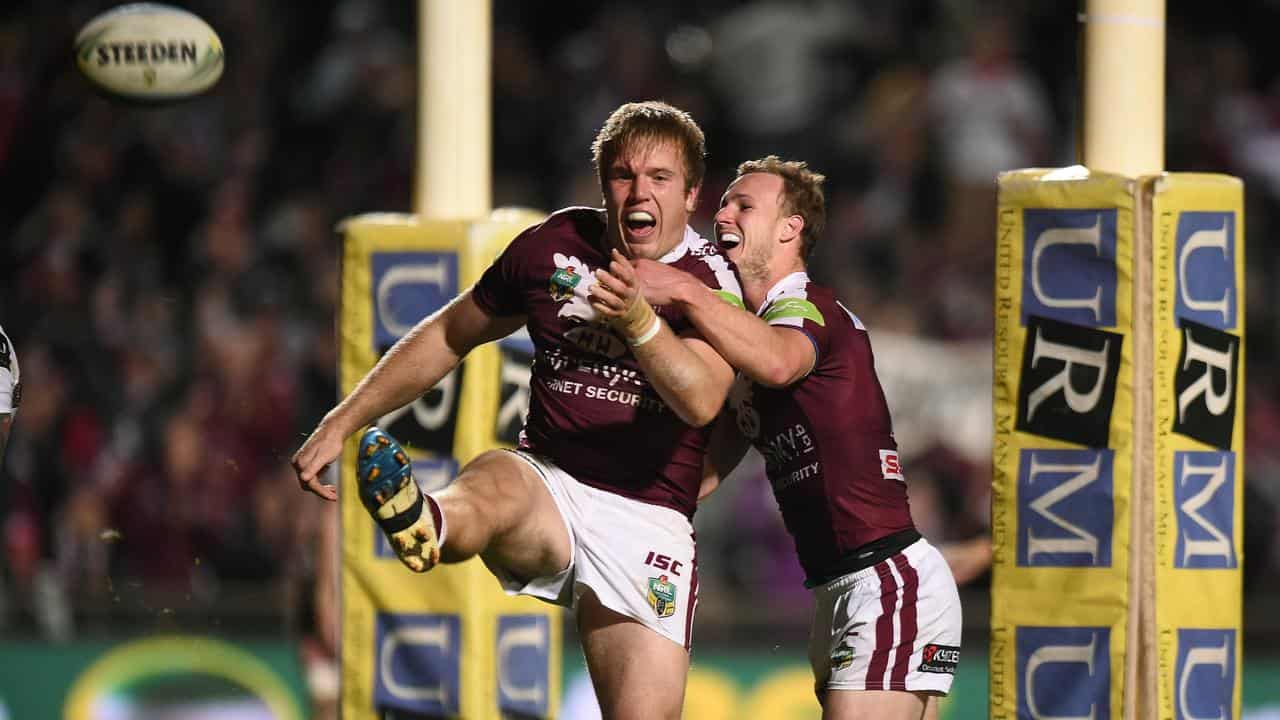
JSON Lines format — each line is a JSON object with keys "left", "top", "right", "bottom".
{"left": 592, "top": 101, "right": 707, "bottom": 191}
{"left": 736, "top": 156, "right": 826, "bottom": 259}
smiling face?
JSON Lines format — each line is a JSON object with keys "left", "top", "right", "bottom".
{"left": 602, "top": 139, "right": 699, "bottom": 260}
{"left": 714, "top": 172, "right": 797, "bottom": 281}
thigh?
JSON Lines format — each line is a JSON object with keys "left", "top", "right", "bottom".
{"left": 577, "top": 590, "right": 689, "bottom": 720}
{"left": 922, "top": 694, "right": 940, "bottom": 720}
{"left": 823, "top": 689, "right": 928, "bottom": 720}
{"left": 437, "top": 449, "right": 572, "bottom": 582}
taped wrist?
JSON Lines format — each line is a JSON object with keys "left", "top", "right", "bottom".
{"left": 614, "top": 296, "right": 657, "bottom": 340}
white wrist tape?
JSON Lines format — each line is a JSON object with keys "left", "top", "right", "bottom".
{"left": 628, "top": 316, "right": 662, "bottom": 347}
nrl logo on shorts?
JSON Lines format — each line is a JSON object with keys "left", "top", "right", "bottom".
{"left": 647, "top": 575, "right": 677, "bottom": 618}
{"left": 831, "top": 644, "right": 855, "bottom": 670}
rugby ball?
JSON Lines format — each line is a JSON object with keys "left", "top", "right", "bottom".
{"left": 74, "top": 3, "right": 224, "bottom": 101}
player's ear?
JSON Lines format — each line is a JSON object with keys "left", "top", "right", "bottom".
{"left": 684, "top": 184, "right": 701, "bottom": 214}
{"left": 780, "top": 214, "right": 804, "bottom": 243}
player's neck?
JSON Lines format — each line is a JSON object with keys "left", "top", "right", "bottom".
{"left": 742, "top": 257, "right": 806, "bottom": 312}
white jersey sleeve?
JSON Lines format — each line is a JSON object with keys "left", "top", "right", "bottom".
{"left": 0, "top": 325, "right": 19, "bottom": 415}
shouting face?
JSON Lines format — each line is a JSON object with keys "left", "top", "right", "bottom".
{"left": 714, "top": 172, "right": 795, "bottom": 281}
{"left": 603, "top": 139, "right": 699, "bottom": 260}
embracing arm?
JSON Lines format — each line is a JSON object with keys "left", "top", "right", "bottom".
{"left": 592, "top": 250, "right": 734, "bottom": 427}
{"left": 638, "top": 261, "right": 815, "bottom": 388}
{"left": 629, "top": 325, "right": 734, "bottom": 427}
{"left": 294, "top": 290, "right": 526, "bottom": 498}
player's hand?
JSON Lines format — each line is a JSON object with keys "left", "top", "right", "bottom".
{"left": 634, "top": 259, "right": 698, "bottom": 306}
{"left": 293, "top": 421, "right": 343, "bottom": 501}
{"left": 591, "top": 249, "right": 655, "bottom": 338}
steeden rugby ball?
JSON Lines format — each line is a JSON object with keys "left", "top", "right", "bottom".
{"left": 74, "top": 3, "right": 224, "bottom": 101}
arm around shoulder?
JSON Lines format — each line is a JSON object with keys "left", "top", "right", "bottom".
{"left": 680, "top": 286, "right": 815, "bottom": 388}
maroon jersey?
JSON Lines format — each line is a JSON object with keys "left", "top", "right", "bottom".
{"left": 472, "top": 208, "right": 743, "bottom": 518}
{"left": 727, "top": 272, "right": 915, "bottom": 581}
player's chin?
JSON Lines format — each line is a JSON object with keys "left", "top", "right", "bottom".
{"left": 622, "top": 230, "right": 663, "bottom": 259}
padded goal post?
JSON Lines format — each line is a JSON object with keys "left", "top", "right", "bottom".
{"left": 991, "top": 169, "right": 1243, "bottom": 719}
{"left": 337, "top": 208, "right": 560, "bottom": 720}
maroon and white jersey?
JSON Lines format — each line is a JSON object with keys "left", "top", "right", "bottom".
{"left": 0, "top": 324, "right": 18, "bottom": 416}
{"left": 472, "top": 208, "right": 743, "bottom": 518}
{"left": 727, "top": 271, "right": 914, "bottom": 581}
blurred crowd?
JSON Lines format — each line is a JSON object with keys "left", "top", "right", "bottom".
{"left": 2, "top": 0, "right": 1279, "bottom": 652}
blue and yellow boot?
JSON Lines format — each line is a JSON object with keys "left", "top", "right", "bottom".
{"left": 357, "top": 427, "right": 442, "bottom": 573}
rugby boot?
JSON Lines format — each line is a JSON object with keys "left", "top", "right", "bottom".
{"left": 357, "top": 426, "right": 442, "bottom": 573}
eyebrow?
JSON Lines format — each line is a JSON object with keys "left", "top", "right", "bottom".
{"left": 613, "top": 160, "right": 679, "bottom": 175}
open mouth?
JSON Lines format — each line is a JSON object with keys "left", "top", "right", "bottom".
{"left": 624, "top": 211, "right": 657, "bottom": 236}
{"left": 716, "top": 228, "right": 742, "bottom": 248}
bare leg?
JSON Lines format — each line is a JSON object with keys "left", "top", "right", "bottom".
{"left": 358, "top": 428, "right": 571, "bottom": 581}
{"left": 922, "top": 694, "right": 940, "bottom": 720}
{"left": 578, "top": 590, "right": 689, "bottom": 720}
{"left": 822, "top": 689, "right": 930, "bottom": 720}
{"left": 434, "top": 449, "right": 572, "bottom": 582}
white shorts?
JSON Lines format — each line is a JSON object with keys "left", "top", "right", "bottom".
{"left": 809, "top": 538, "right": 962, "bottom": 697}
{"left": 493, "top": 450, "right": 699, "bottom": 649}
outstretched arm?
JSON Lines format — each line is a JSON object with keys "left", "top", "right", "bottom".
{"left": 636, "top": 260, "right": 815, "bottom": 388}
{"left": 293, "top": 290, "right": 526, "bottom": 499}
{"left": 591, "top": 250, "right": 734, "bottom": 427}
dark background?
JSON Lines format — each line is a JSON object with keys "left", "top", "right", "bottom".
{"left": 1, "top": 0, "right": 1276, "bottom": 707}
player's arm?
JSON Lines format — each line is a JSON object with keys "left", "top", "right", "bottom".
{"left": 699, "top": 412, "right": 751, "bottom": 501}
{"left": 940, "top": 534, "right": 993, "bottom": 586}
{"left": 294, "top": 290, "right": 526, "bottom": 499}
{"left": 592, "top": 250, "right": 734, "bottom": 427}
{"left": 636, "top": 260, "right": 814, "bottom": 388}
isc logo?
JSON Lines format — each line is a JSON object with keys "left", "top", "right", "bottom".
{"left": 375, "top": 458, "right": 458, "bottom": 559}
{"left": 1176, "top": 629, "right": 1235, "bottom": 720}
{"left": 1017, "top": 626, "right": 1111, "bottom": 720}
{"left": 370, "top": 252, "right": 463, "bottom": 455}
{"left": 1174, "top": 452, "right": 1236, "bottom": 569}
{"left": 374, "top": 612, "right": 461, "bottom": 716}
{"left": 496, "top": 615, "right": 551, "bottom": 716}
{"left": 1176, "top": 212, "right": 1236, "bottom": 331}
{"left": 1017, "top": 449, "right": 1114, "bottom": 567}
{"left": 1022, "top": 209, "right": 1117, "bottom": 328}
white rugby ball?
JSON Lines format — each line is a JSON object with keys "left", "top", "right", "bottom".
{"left": 74, "top": 3, "right": 224, "bottom": 101}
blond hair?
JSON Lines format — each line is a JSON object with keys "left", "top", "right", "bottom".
{"left": 736, "top": 155, "right": 826, "bottom": 259}
{"left": 591, "top": 101, "right": 707, "bottom": 191}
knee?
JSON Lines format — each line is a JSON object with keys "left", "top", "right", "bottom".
{"left": 443, "top": 450, "right": 532, "bottom": 518}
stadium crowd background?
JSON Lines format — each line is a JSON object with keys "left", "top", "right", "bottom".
{"left": 2, "top": 0, "right": 1278, "bottom": 691}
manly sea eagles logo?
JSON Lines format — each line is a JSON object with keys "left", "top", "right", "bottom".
{"left": 728, "top": 376, "right": 761, "bottom": 440}
{"left": 549, "top": 264, "right": 581, "bottom": 301}
{"left": 551, "top": 253, "right": 629, "bottom": 358}
{"left": 550, "top": 253, "right": 595, "bottom": 316}
{"left": 647, "top": 575, "right": 677, "bottom": 618}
